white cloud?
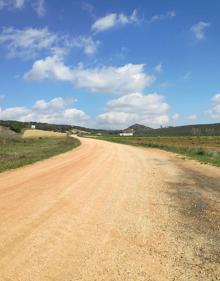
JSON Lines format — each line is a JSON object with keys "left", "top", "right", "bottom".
{"left": 24, "top": 55, "right": 73, "bottom": 80}
{"left": 154, "top": 63, "right": 163, "bottom": 73}
{"left": 207, "top": 93, "right": 220, "bottom": 119}
{"left": 188, "top": 114, "right": 197, "bottom": 120}
{"left": 191, "top": 21, "right": 211, "bottom": 40}
{"left": 68, "top": 36, "right": 100, "bottom": 55}
{"left": 71, "top": 63, "right": 154, "bottom": 94}
{"left": 211, "top": 93, "right": 220, "bottom": 103}
{"left": 33, "top": 97, "right": 76, "bottom": 110}
{"left": 91, "top": 9, "right": 139, "bottom": 32}
{"left": 0, "top": 0, "right": 45, "bottom": 16}
{"left": 0, "top": 27, "right": 100, "bottom": 59}
{"left": 0, "top": 27, "right": 57, "bottom": 59}
{"left": 0, "top": 97, "right": 88, "bottom": 125}
{"left": 0, "top": 0, "right": 25, "bottom": 9}
{"left": 0, "top": 107, "right": 30, "bottom": 120}
{"left": 150, "top": 11, "right": 176, "bottom": 23}
{"left": 25, "top": 57, "right": 155, "bottom": 95}
{"left": 14, "top": 0, "right": 25, "bottom": 8}
{"left": 96, "top": 92, "right": 170, "bottom": 129}
{"left": 63, "top": 108, "right": 87, "bottom": 121}
{"left": 32, "top": 0, "right": 46, "bottom": 17}
{"left": 171, "top": 113, "right": 179, "bottom": 121}
{"left": 92, "top": 14, "right": 118, "bottom": 32}
{"left": 0, "top": 93, "right": 173, "bottom": 129}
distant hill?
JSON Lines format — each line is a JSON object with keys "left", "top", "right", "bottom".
{"left": 124, "top": 124, "right": 153, "bottom": 135}
{"left": 1, "top": 120, "right": 220, "bottom": 136}
{"left": 70, "top": 125, "right": 120, "bottom": 135}
{"left": 123, "top": 123, "right": 220, "bottom": 136}
{"left": 0, "top": 120, "right": 120, "bottom": 135}
{"left": 0, "top": 120, "right": 72, "bottom": 133}
{"left": 144, "top": 123, "right": 220, "bottom": 136}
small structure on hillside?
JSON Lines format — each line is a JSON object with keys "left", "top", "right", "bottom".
{"left": 31, "top": 125, "right": 36, "bottom": 129}
{"left": 119, "top": 129, "right": 134, "bottom": 136}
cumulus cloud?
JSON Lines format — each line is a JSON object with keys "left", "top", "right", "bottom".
{"left": 150, "top": 11, "right": 176, "bottom": 23}
{"left": 25, "top": 57, "right": 155, "bottom": 95}
{"left": 33, "top": 97, "right": 76, "bottom": 110}
{"left": 91, "top": 9, "right": 139, "bottom": 32}
{"left": 0, "top": 97, "right": 89, "bottom": 125}
{"left": 191, "top": 21, "right": 211, "bottom": 40}
{"left": 96, "top": 92, "right": 170, "bottom": 129}
{"left": 0, "top": 107, "right": 30, "bottom": 120}
{"left": 71, "top": 64, "right": 154, "bottom": 94}
{"left": 0, "top": 93, "right": 172, "bottom": 129}
{"left": 207, "top": 93, "right": 220, "bottom": 119}
{"left": 0, "top": 27, "right": 99, "bottom": 59}
{"left": 211, "top": 93, "right": 220, "bottom": 104}
{"left": 24, "top": 55, "right": 73, "bottom": 80}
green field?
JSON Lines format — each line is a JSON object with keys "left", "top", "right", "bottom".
{"left": 0, "top": 136, "right": 80, "bottom": 173}
{"left": 97, "top": 135, "right": 220, "bottom": 167}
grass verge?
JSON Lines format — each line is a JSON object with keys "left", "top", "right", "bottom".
{"left": 0, "top": 136, "right": 80, "bottom": 173}
{"left": 96, "top": 136, "right": 220, "bottom": 167}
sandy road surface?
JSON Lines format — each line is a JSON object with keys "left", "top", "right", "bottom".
{"left": 0, "top": 137, "right": 219, "bottom": 281}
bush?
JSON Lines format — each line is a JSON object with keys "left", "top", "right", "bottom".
{"left": 9, "top": 121, "right": 24, "bottom": 133}
{"left": 195, "top": 148, "right": 205, "bottom": 155}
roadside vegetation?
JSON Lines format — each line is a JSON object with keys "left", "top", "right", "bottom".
{"left": 0, "top": 131, "right": 80, "bottom": 172}
{"left": 97, "top": 135, "right": 220, "bottom": 167}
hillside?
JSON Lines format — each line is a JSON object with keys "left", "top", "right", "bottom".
{"left": 70, "top": 125, "right": 120, "bottom": 135}
{"left": 124, "top": 123, "right": 220, "bottom": 136}
{"left": 1, "top": 120, "right": 220, "bottom": 136}
{"left": 125, "top": 124, "right": 153, "bottom": 135}
{"left": 0, "top": 120, "right": 120, "bottom": 135}
{"left": 0, "top": 125, "right": 19, "bottom": 138}
{"left": 146, "top": 123, "right": 220, "bottom": 136}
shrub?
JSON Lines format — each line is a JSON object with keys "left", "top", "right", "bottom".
{"left": 9, "top": 121, "right": 24, "bottom": 133}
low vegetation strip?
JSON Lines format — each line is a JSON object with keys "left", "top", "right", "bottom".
{"left": 97, "top": 136, "right": 220, "bottom": 167}
{"left": 0, "top": 136, "right": 80, "bottom": 173}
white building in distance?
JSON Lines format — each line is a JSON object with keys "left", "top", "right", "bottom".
{"left": 119, "top": 129, "right": 134, "bottom": 136}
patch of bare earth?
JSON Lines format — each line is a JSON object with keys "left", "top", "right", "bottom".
{"left": 0, "top": 138, "right": 219, "bottom": 280}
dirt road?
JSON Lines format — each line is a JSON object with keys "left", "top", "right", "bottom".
{"left": 0, "top": 137, "right": 219, "bottom": 281}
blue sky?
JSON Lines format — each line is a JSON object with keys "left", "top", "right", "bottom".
{"left": 0, "top": 0, "right": 220, "bottom": 129}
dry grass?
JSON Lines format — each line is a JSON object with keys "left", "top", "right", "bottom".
{"left": 0, "top": 136, "right": 80, "bottom": 172}
{"left": 23, "top": 129, "right": 66, "bottom": 138}
{"left": 98, "top": 135, "right": 220, "bottom": 167}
